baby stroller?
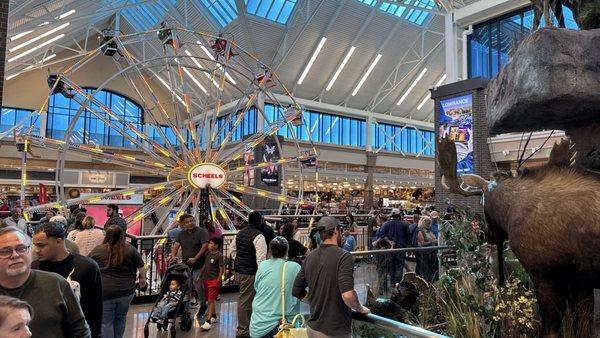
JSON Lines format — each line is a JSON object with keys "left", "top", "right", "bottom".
{"left": 144, "top": 264, "right": 193, "bottom": 338}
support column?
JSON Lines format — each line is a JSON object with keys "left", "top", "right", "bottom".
{"left": 0, "top": 1, "right": 9, "bottom": 107}
{"left": 364, "top": 152, "right": 377, "bottom": 210}
{"left": 366, "top": 115, "right": 373, "bottom": 152}
{"left": 444, "top": 12, "right": 459, "bottom": 82}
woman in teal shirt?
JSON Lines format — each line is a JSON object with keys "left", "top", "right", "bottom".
{"left": 250, "top": 237, "right": 301, "bottom": 338}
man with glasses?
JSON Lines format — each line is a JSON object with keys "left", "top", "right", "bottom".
{"left": 0, "top": 226, "right": 91, "bottom": 338}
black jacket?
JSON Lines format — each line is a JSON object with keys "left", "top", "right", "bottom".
{"left": 234, "top": 226, "right": 263, "bottom": 275}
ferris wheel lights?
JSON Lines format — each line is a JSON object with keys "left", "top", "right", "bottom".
{"left": 134, "top": 213, "right": 144, "bottom": 221}
{"left": 87, "top": 197, "right": 102, "bottom": 203}
{"left": 158, "top": 196, "right": 170, "bottom": 205}
{"left": 153, "top": 185, "right": 166, "bottom": 190}
{"left": 122, "top": 191, "right": 135, "bottom": 197}
{"left": 154, "top": 162, "right": 167, "bottom": 168}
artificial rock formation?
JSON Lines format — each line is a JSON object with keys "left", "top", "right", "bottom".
{"left": 486, "top": 27, "right": 600, "bottom": 135}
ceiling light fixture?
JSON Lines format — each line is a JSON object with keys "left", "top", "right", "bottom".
{"left": 435, "top": 73, "right": 447, "bottom": 87}
{"left": 326, "top": 46, "right": 355, "bottom": 91}
{"left": 352, "top": 53, "right": 382, "bottom": 96}
{"left": 155, "top": 74, "right": 187, "bottom": 107}
{"left": 195, "top": 41, "right": 237, "bottom": 85}
{"left": 57, "top": 9, "right": 76, "bottom": 19}
{"left": 9, "top": 22, "right": 70, "bottom": 53}
{"left": 396, "top": 67, "right": 428, "bottom": 105}
{"left": 182, "top": 67, "right": 208, "bottom": 94}
{"left": 297, "top": 37, "right": 327, "bottom": 85}
{"left": 8, "top": 33, "right": 65, "bottom": 63}
{"left": 23, "top": 53, "right": 56, "bottom": 70}
{"left": 417, "top": 92, "right": 431, "bottom": 110}
{"left": 10, "top": 30, "right": 34, "bottom": 41}
{"left": 184, "top": 50, "right": 220, "bottom": 89}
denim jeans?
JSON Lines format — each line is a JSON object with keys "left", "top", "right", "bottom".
{"left": 102, "top": 293, "right": 135, "bottom": 338}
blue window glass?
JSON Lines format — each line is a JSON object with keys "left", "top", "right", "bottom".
{"left": 200, "top": 0, "right": 238, "bottom": 27}
{"left": 356, "top": 0, "right": 376, "bottom": 7}
{"left": 349, "top": 120, "right": 359, "bottom": 147}
{"left": 47, "top": 89, "right": 143, "bottom": 147}
{"left": 342, "top": 118, "right": 351, "bottom": 145}
{"left": 122, "top": 0, "right": 177, "bottom": 31}
{"left": 310, "top": 112, "right": 321, "bottom": 142}
{"left": 0, "top": 107, "right": 40, "bottom": 135}
{"left": 468, "top": 5, "right": 579, "bottom": 79}
{"left": 321, "top": 114, "right": 331, "bottom": 143}
{"left": 359, "top": 121, "right": 366, "bottom": 147}
{"left": 357, "top": 0, "right": 434, "bottom": 26}
{"left": 245, "top": 0, "right": 297, "bottom": 24}
{"left": 330, "top": 117, "right": 340, "bottom": 144}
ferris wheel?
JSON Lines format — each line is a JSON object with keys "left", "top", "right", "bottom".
{"left": 21, "top": 25, "right": 319, "bottom": 233}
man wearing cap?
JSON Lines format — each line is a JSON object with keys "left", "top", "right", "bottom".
{"left": 293, "top": 216, "right": 370, "bottom": 338}
{"left": 375, "top": 208, "right": 411, "bottom": 285}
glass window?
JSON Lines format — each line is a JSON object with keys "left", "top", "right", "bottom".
{"left": 245, "top": 0, "right": 297, "bottom": 24}
{"left": 468, "top": 5, "right": 579, "bottom": 79}
{"left": 342, "top": 118, "right": 351, "bottom": 145}
{"left": 122, "top": 0, "right": 177, "bottom": 31}
{"left": 200, "top": 0, "right": 238, "bottom": 27}
{"left": 356, "top": 0, "right": 435, "bottom": 26}
{"left": 321, "top": 114, "right": 331, "bottom": 143}
{"left": 350, "top": 119, "right": 359, "bottom": 147}
{"left": 0, "top": 107, "right": 40, "bottom": 135}
{"left": 47, "top": 89, "right": 143, "bottom": 147}
{"left": 330, "top": 116, "right": 340, "bottom": 144}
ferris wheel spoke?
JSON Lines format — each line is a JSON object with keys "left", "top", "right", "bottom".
{"left": 24, "top": 179, "right": 185, "bottom": 214}
{"left": 24, "top": 135, "right": 174, "bottom": 175}
{"left": 124, "top": 184, "right": 187, "bottom": 225}
{"left": 227, "top": 153, "right": 316, "bottom": 174}
{"left": 221, "top": 182, "right": 299, "bottom": 205}
{"left": 58, "top": 76, "right": 179, "bottom": 168}
{"left": 214, "top": 188, "right": 253, "bottom": 214}
{"left": 209, "top": 188, "right": 244, "bottom": 228}
{"left": 115, "top": 45, "right": 186, "bottom": 159}
{"left": 148, "top": 186, "right": 188, "bottom": 235}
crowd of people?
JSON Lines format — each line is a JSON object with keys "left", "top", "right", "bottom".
{"left": 0, "top": 203, "right": 141, "bottom": 338}
{"left": 0, "top": 201, "right": 447, "bottom": 338}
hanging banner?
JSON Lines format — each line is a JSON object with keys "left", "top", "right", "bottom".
{"left": 38, "top": 184, "right": 48, "bottom": 204}
{"left": 438, "top": 94, "right": 474, "bottom": 175}
{"left": 257, "top": 135, "right": 281, "bottom": 187}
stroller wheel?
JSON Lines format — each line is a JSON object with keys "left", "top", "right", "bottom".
{"left": 180, "top": 314, "right": 192, "bottom": 331}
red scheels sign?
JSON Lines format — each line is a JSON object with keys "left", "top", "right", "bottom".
{"left": 187, "top": 163, "right": 227, "bottom": 188}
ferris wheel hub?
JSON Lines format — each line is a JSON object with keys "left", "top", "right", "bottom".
{"left": 187, "top": 163, "right": 227, "bottom": 189}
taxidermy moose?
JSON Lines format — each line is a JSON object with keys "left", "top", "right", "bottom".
{"left": 437, "top": 137, "right": 600, "bottom": 337}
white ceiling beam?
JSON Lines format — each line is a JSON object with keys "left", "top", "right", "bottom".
{"left": 272, "top": 0, "right": 329, "bottom": 72}
{"left": 316, "top": 0, "right": 382, "bottom": 99}
{"left": 291, "top": 0, "right": 346, "bottom": 93}
{"left": 454, "top": 0, "right": 529, "bottom": 27}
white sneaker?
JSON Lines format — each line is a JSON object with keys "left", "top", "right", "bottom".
{"left": 209, "top": 317, "right": 219, "bottom": 324}
{"left": 200, "top": 322, "right": 212, "bottom": 331}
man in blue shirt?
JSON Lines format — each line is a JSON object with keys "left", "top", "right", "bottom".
{"left": 341, "top": 226, "right": 356, "bottom": 252}
{"left": 429, "top": 211, "right": 440, "bottom": 237}
{"left": 375, "top": 208, "right": 410, "bottom": 284}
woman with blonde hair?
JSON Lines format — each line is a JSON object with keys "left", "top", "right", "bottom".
{"left": 0, "top": 295, "right": 33, "bottom": 338}
{"left": 70, "top": 216, "right": 105, "bottom": 256}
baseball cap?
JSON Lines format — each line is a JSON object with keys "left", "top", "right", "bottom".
{"left": 317, "top": 216, "right": 340, "bottom": 232}
{"left": 50, "top": 215, "right": 67, "bottom": 226}
{"left": 390, "top": 208, "right": 402, "bottom": 216}
{"left": 430, "top": 211, "right": 439, "bottom": 219}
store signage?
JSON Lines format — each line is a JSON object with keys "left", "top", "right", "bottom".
{"left": 188, "top": 163, "right": 226, "bottom": 188}
{"left": 81, "top": 171, "right": 115, "bottom": 186}
{"left": 80, "top": 193, "right": 143, "bottom": 205}
{"left": 438, "top": 94, "right": 474, "bottom": 175}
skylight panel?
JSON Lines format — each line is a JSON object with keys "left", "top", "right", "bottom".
{"left": 357, "top": 0, "right": 436, "bottom": 26}
{"left": 356, "top": 0, "right": 377, "bottom": 6}
{"left": 121, "top": 0, "right": 177, "bottom": 31}
{"left": 201, "top": 0, "right": 238, "bottom": 27}
{"left": 245, "top": 0, "right": 298, "bottom": 24}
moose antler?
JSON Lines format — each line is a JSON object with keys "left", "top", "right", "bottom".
{"left": 437, "top": 137, "right": 485, "bottom": 196}
{"left": 547, "top": 138, "right": 575, "bottom": 167}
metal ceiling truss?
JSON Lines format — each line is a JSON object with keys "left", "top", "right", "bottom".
{"left": 365, "top": 26, "right": 444, "bottom": 114}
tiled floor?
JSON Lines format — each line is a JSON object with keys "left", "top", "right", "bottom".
{"left": 125, "top": 264, "right": 384, "bottom": 338}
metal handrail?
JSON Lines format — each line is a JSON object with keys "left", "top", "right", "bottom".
{"left": 352, "top": 312, "right": 449, "bottom": 338}
{"left": 351, "top": 245, "right": 453, "bottom": 257}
